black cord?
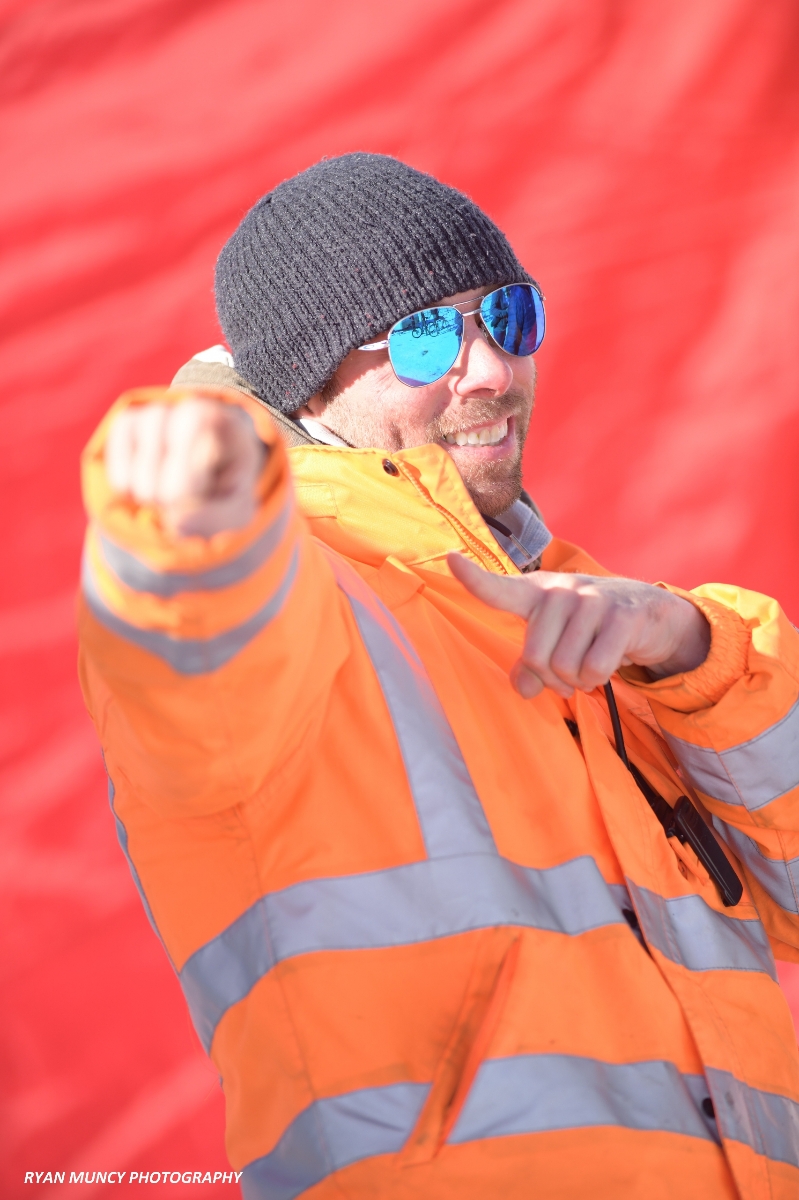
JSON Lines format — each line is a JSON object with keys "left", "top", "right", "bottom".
{"left": 483, "top": 515, "right": 537, "bottom": 568}
{"left": 602, "top": 677, "right": 743, "bottom": 907}
{"left": 603, "top": 681, "right": 629, "bottom": 767}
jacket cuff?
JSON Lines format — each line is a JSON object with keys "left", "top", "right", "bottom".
{"left": 619, "top": 585, "right": 752, "bottom": 713}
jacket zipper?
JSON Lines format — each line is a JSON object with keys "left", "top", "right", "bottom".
{"left": 397, "top": 466, "right": 510, "bottom": 575}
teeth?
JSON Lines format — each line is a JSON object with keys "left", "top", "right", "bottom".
{"left": 443, "top": 419, "right": 507, "bottom": 447}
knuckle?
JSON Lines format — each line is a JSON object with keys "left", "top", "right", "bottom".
{"left": 521, "top": 640, "right": 552, "bottom": 675}
{"left": 552, "top": 663, "right": 581, "bottom": 689}
{"left": 581, "top": 648, "right": 618, "bottom": 687}
{"left": 578, "top": 664, "right": 608, "bottom": 690}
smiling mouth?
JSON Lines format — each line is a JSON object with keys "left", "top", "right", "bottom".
{"left": 442, "top": 418, "right": 509, "bottom": 447}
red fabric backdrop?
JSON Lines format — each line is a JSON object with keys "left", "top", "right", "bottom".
{"left": 3, "top": 1, "right": 799, "bottom": 1195}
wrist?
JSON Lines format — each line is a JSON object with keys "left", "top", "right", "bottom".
{"left": 620, "top": 586, "right": 751, "bottom": 712}
{"left": 646, "top": 596, "right": 711, "bottom": 679}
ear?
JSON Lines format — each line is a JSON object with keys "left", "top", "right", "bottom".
{"left": 291, "top": 392, "right": 327, "bottom": 419}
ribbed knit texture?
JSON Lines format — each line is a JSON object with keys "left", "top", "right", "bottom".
{"left": 215, "top": 153, "right": 530, "bottom": 414}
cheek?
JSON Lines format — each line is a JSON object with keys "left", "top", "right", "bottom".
{"left": 382, "top": 384, "right": 450, "bottom": 432}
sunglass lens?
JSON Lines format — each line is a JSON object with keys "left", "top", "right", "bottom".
{"left": 388, "top": 307, "right": 464, "bottom": 387}
{"left": 481, "top": 284, "right": 545, "bottom": 356}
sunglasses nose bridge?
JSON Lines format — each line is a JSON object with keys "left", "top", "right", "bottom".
{"left": 454, "top": 315, "right": 516, "bottom": 394}
{"left": 461, "top": 305, "right": 502, "bottom": 357}
{"left": 457, "top": 304, "right": 483, "bottom": 320}
{"left": 446, "top": 307, "right": 470, "bottom": 372}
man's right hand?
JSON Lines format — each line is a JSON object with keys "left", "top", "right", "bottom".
{"left": 105, "top": 396, "right": 265, "bottom": 537}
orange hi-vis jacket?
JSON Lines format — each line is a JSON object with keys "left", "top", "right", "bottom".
{"left": 79, "top": 386, "right": 799, "bottom": 1200}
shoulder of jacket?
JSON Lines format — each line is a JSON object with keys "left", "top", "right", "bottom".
{"left": 171, "top": 353, "right": 319, "bottom": 448}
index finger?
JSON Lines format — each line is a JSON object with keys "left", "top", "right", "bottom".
{"left": 105, "top": 408, "right": 137, "bottom": 494}
{"left": 447, "top": 552, "right": 539, "bottom": 619}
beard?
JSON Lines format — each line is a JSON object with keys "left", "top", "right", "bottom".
{"left": 450, "top": 446, "right": 524, "bottom": 517}
{"left": 320, "top": 380, "right": 534, "bottom": 519}
{"left": 431, "top": 392, "right": 532, "bottom": 517}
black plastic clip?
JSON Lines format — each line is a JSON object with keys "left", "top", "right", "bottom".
{"left": 603, "top": 682, "right": 743, "bottom": 908}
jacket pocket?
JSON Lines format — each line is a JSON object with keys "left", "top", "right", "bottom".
{"left": 398, "top": 927, "right": 520, "bottom": 1167}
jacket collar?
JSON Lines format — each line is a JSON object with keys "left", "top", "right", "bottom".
{"left": 486, "top": 500, "right": 551, "bottom": 571}
{"left": 288, "top": 437, "right": 551, "bottom": 577}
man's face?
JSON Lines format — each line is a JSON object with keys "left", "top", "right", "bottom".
{"left": 297, "top": 287, "right": 537, "bottom": 517}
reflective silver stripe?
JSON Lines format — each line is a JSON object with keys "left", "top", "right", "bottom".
{"left": 712, "top": 818, "right": 799, "bottom": 915}
{"left": 98, "top": 499, "right": 291, "bottom": 596}
{"left": 239, "top": 1065, "right": 796, "bottom": 1195}
{"left": 706, "top": 1066, "right": 799, "bottom": 1167}
{"left": 608, "top": 882, "right": 633, "bottom": 912}
{"left": 180, "top": 853, "right": 626, "bottom": 1052}
{"left": 607, "top": 882, "right": 649, "bottom": 948}
{"left": 662, "top": 732, "right": 743, "bottom": 807}
{"left": 82, "top": 543, "right": 298, "bottom": 675}
{"left": 328, "top": 554, "right": 496, "bottom": 858}
{"left": 448, "top": 1054, "right": 716, "bottom": 1146}
{"left": 107, "top": 774, "right": 174, "bottom": 965}
{"left": 240, "top": 1082, "right": 430, "bottom": 1200}
{"left": 627, "top": 880, "right": 776, "bottom": 980}
{"left": 240, "top": 1056, "right": 720, "bottom": 1198}
{"left": 663, "top": 698, "right": 799, "bottom": 811}
{"left": 239, "top": 1060, "right": 799, "bottom": 1197}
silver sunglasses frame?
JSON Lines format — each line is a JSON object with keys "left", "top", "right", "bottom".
{"left": 359, "top": 279, "right": 542, "bottom": 350}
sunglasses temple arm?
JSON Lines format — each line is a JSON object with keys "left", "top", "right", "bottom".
{"left": 357, "top": 340, "right": 389, "bottom": 351}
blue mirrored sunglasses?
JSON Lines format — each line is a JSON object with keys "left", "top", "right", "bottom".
{"left": 357, "top": 282, "right": 545, "bottom": 387}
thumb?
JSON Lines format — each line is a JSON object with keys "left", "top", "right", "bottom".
{"left": 447, "top": 552, "right": 537, "bottom": 619}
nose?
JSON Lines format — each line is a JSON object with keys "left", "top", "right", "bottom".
{"left": 452, "top": 316, "right": 514, "bottom": 398}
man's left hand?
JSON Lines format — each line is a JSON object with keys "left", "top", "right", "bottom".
{"left": 447, "top": 553, "right": 711, "bottom": 699}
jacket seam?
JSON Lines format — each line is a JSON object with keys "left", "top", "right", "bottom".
{"left": 777, "top": 829, "right": 799, "bottom": 915}
{"left": 207, "top": 612, "right": 333, "bottom": 1181}
{"left": 699, "top": 978, "right": 775, "bottom": 1198}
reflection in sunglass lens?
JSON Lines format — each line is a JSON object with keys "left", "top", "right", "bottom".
{"left": 481, "top": 284, "right": 544, "bottom": 356}
{"left": 387, "top": 307, "right": 464, "bottom": 387}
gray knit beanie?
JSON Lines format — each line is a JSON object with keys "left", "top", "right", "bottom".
{"left": 215, "top": 153, "right": 530, "bottom": 414}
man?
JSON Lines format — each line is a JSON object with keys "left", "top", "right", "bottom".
{"left": 79, "top": 153, "right": 799, "bottom": 1198}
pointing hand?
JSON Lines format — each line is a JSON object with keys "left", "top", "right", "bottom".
{"left": 447, "top": 552, "right": 710, "bottom": 699}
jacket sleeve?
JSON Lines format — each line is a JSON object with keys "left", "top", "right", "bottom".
{"left": 78, "top": 385, "right": 350, "bottom": 820}
{"left": 622, "top": 583, "right": 799, "bottom": 960}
